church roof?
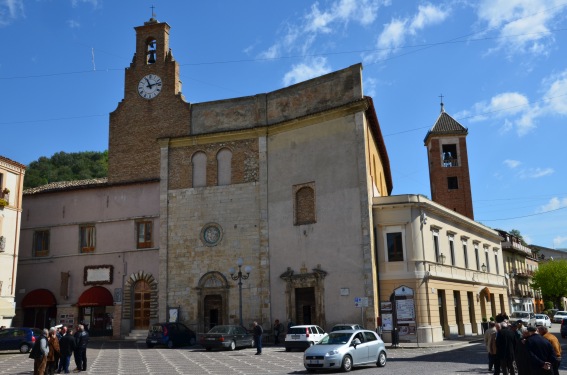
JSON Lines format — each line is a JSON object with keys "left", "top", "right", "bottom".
{"left": 23, "top": 177, "right": 159, "bottom": 195}
{"left": 423, "top": 110, "right": 468, "bottom": 145}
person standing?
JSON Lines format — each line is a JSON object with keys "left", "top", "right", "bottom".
{"left": 58, "top": 326, "right": 76, "bottom": 374}
{"left": 73, "top": 324, "right": 89, "bottom": 372}
{"left": 273, "top": 319, "right": 283, "bottom": 345}
{"left": 525, "top": 326, "right": 556, "bottom": 375}
{"left": 537, "top": 326, "right": 561, "bottom": 375}
{"left": 32, "top": 328, "right": 49, "bottom": 375}
{"left": 496, "top": 322, "right": 517, "bottom": 375}
{"left": 253, "top": 321, "right": 263, "bottom": 355}
{"left": 484, "top": 321, "right": 497, "bottom": 372}
{"left": 46, "top": 327, "right": 60, "bottom": 375}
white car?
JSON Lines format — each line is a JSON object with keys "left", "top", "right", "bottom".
{"left": 534, "top": 314, "right": 552, "bottom": 328}
{"left": 285, "top": 325, "right": 326, "bottom": 351}
{"left": 509, "top": 311, "right": 536, "bottom": 326}
{"left": 552, "top": 311, "right": 567, "bottom": 324}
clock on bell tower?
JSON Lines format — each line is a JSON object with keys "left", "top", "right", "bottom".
{"left": 107, "top": 17, "right": 191, "bottom": 184}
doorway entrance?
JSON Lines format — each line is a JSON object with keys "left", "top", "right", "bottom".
{"left": 204, "top": 295, "right": 222, "bottom": 330}
{"left": 134, "top": 280, "right": 151, "bottom": 329}
{"left": 295, "top": 287, "right": 315, "bottom": 325}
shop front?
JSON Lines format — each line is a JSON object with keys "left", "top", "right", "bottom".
{"left": 77, "top": 286, "right": 114, "bottom": 337}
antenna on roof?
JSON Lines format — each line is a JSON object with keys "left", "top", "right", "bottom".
{"left": 439, "top": 94, "right": 445, "bottom": 113}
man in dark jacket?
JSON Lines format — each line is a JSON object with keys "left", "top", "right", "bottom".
{"left": 58, "top": 326, "right": 76, "bottom": 374}
{"left": 253, "top": 321, "right": 263, "bottom": 355}
{"left": 495, "top": 322, "right": 516, "bottom": 375}
{"left": 73, "top": 324, "right": 89, "bottom": 372}
{"left": 525, "top": 326, "right": 557, "bottom": 375}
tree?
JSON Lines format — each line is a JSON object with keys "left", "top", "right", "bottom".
{"left": 24, "top": 151, "right": 108, "bottom": 189}
{"left": 510, "top": 229, "right": 528, "bottom": 246}
{"left": 531, "top": 259, "right": 567, "bottom": 308}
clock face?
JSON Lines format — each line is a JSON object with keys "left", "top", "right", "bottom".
{"left": 138, "top": 74, "right": 162, "bottom": 99}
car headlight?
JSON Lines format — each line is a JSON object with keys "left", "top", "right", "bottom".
{"left": 326, "top": 350, "right": 339, "bottom": 356}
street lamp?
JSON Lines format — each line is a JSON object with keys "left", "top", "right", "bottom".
{"left": 229, "top": 258, "right": 252, "bottom": 326}
{"left": 481, "top": 263, "right": 487, "bottom": 272}
{"left": 438, "top": 253, "right": 446, "bottom": 265}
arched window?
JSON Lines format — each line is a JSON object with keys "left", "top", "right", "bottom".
{"left": 146, "top": 38, "right": 157, "bottom": 64}
{"left": 192, "top": 152, "right": 207, "bottom": 188}
{"left": 295, "top": 186, "right": 316, "bottom": 225}
{"left": 216, "top": 148, "right": 232, "bottom": 186}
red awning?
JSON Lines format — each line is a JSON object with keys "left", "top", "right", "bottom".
{"left": 77, "top": 286, "right": 113, "bottom": 307}
{"left": 21, "top": 289, "right": 57, "bottom": 308}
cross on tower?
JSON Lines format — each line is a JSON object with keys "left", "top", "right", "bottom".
{"left": 150, "top": 5, "right": 156, "bottom": 19}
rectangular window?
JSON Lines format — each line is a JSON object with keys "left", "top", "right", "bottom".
{"left": 33, "top": 230, "right": 50, "bottom": 257}
{"left": 485, "top": 247, "right": 490, "bottom": 273}
{"left": 474, "top": 244, "right": 480, "bottom": 271}
{"left": 80, "top": 225, "right": 96, "bottom": 253}
{"left": 449, "top": 235, "right": 455, "bottom": 266}
{"left": 137, "top": 221, "right": 153, "bottom": 249}
{"left": 447, "top": 177, "right": 459, "bottom": 189}
{"left": 433, "top": 231, "right": 440, "bottom": 263}
{"left": 387, "top": 232, "right": 404, "bottom": 262}
{"left": 462, "top": 241, "right": 469, "bottom": 269}
{"left": 495, "top": 253, "right": 499, "bottom": 274}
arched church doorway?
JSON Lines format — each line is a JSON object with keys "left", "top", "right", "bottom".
{"left": 197, "top": 272, "right": 229, "bottom": 333}
{"left": 204, "top": 295, "right": 222, "bottom": 330}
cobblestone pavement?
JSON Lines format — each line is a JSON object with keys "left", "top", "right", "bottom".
{"left": 0, "top": 338, "right": 565, "bottom": 375}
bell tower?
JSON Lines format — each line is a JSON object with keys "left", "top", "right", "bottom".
{"left": 424, "top": 100, "right": 474, "bottom": 219}
{"left": 108, "top": 16, "right": 190, "bottom": 184}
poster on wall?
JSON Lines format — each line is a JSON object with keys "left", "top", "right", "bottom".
{"left": 396, "top": 298, "right": 415, "bottom": 324}
{"left": 380, "top": 301, "right": 392, "bottom": 311}
{"left": 381, "top": 313, "right": 393, "bottom": 331}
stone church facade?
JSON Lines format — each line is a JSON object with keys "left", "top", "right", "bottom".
{"left": 15, "top": 16, "right": 393, "bottom": 337}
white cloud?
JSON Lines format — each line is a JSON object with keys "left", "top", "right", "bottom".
{"left": 503, "top": 159, "right": 521, "bottom": 168}
{"left": 283, "top": 57, "right": 332, "bottom": 86}
{"left": 0, "top": 0, "right": 25, "bottom": 27}
{"left": 553, "top": 235, "right": 567, "bottom": 248}
{"left": 71, "top": 0, "right": 99, "bottom": 8}
{"left": 518, "top": 167, "right": 554, "bottom": 179}
{"left": 476, "top": 0, "right": 561, "bottom": 57}
{"left": 542, "top": 70, "right": 567, "bottom": 115}
{"left": 364, "top": 77, "right": 378, "bottom": 98}
{"left": 409, "top": 4, "right": 448, "bottom": 33}
{"left": 539, "top": 197, "right": 567, "bottom": 211}
{"left": 67, "top": 20, "right": 81, "bottom": 29}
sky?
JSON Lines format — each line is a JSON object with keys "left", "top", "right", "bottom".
{"left": 1, "top": 0, "right": 567, "bottom": 249}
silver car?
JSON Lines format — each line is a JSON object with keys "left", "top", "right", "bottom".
{"left": 303, "top": 329, "right": 387, "bottom": 372}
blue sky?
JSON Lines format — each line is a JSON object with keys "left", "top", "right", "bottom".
{"left": 1, "top": 0, "right": 567, "bottom": 249}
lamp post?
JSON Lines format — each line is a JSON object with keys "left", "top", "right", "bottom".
{"left": 439, "top": 253, "right": 446, "bottom": 265}
{"left": 229, "top": 258, "right": 252, "bottom": 327}
{"left": 481, "top": 263, "right": 487, "bottom": 272}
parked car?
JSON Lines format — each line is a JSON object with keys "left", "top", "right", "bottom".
{"left": 509, "top": 311, "right": 536, "bottom": 326}
{"left": 200, "top": 325, "right": 254, "bottom": 351}
{"left": 552, "top": 311, "right": 567, "bottom": 324}
{"left": 146, "top": 322, "right": 197, "bottom": 348}
{"left": 534, "top": 314, "right": 552, "bottom": 328}
{"left": 331, "top": 324, "right": 364, "bottom": 332}
{"left": 304, "top": 329, "right": 387, "bottom": 372}
{"left": 285, "top": 325, "right": 327, "bottom": 351}
{"left": 561, "top": 317, "right": 567, "bottom": 339}
{"left": 0, "top": 327, "right": 41, "bottom": 353}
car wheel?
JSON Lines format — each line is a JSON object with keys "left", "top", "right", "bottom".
{"left": 285, "top": 347, "right": 291, "bottom": 352}
{"left": 341, "top": 355, "right": 353, "bottom": 372}
{"left": 167, "top": 340, "right": 174, "bottom": 349}
{"left": 206, "top": 347, "right": 212, "bottom": 351}
{"left": 146, "top": 343, "right": 154, "bottom": 349}
{"left": 229, "top": 341, "right": 236, "bottom": 351}
{"left": 19, "top": 343, "right": 30, "bottom": 353}
{"left": 309, "top": 341, "right": 315, "bottom": 346}
{"left": 377, "top": 351, "right": 387, "bottom": 367}
{"left": 189, "top": 337, "right": 196, "bottom": 346}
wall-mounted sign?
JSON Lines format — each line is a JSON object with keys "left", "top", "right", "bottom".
{"left": 84, "top": 265, "right": 114, "bottom": 285}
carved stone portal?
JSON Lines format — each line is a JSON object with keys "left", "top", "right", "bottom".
{"left": 280, "top": 266, "right": 327, "bottom": 328}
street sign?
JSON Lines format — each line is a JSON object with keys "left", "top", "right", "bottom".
{"left": 354, "top": 297, "right": 368, "bottom": 307}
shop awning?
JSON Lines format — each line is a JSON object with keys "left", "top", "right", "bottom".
{"left": 0, "top": 298, "right": 15, "bottom": 317}
{"left": 77, "top": 286, "right": 113, "bottom": 307}
{"left": 21, "top": 289, "right": 57, "bottom": 308}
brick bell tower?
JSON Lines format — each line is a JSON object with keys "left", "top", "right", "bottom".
{"left": 108, "top": 16, "right": 190, "bottom": 184}
{"left": 424, "top": 99, "right": 474, "bottom": 220}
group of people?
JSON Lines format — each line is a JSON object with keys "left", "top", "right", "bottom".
{"left": 484, "top": 314, "right": 561, "bottom": 375}
{"left": 31, "top": 323, "right": 89, "bottom": 375}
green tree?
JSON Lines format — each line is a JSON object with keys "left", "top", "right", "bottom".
{"left": 24, "top": 151, "right": 108, "bottom": 189}
{"left": 531, "top": 259, "right": 567, "bottom": 308}
{"left": 510, "top": 229, "right": 528, "bottom": 246}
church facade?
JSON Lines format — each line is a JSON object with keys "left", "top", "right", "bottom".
{"left": 14, "top": 17, "right": 393, "bottom": 337}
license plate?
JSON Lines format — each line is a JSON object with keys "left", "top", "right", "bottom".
{"left": 150, "top": 340, "right": 157, "bottom": 344}
{"left": 308, "top": 360, "right": 321, "bottom": 364}
{"left": 291, "top": 335, "right": 300, "bottom": 339}
{"left": 206, "top": 338, "right": 216, "bottom": 340}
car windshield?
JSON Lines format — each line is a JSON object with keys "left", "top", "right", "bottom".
{"left": 512, "top": 312, "right": 528, "bottom": 318}
{"left": 150, "top": 325, "right": 163, "bottom": 332}
{"left": 208, "top": 326, "right": 230, "bottom": 334}
{"left": 535, "top": 314, "right": 545, "bottom": 318}
{"left": 332, "top": 326, "right": 353, "bottom": 331}
{"left": 288, "top": 327, "right": 307, "bottom": 334}
{"left": 555, "top": 312, "right": 567, "bottom": 316}
{"left": 318, "top": 332, "right": 351, "bottom": 345}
